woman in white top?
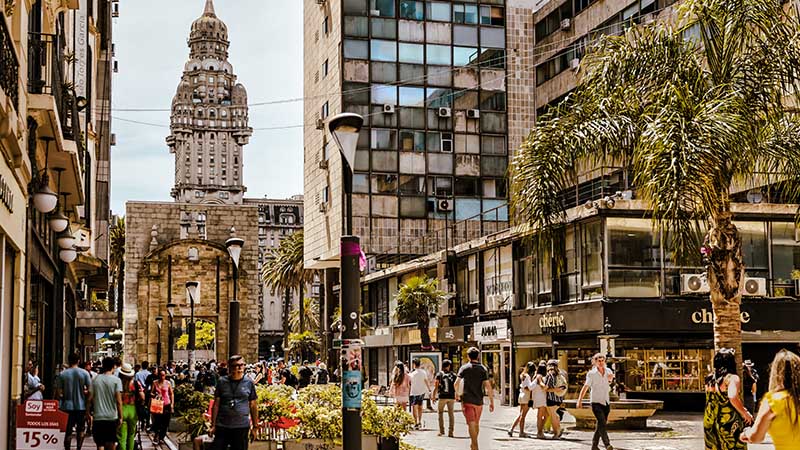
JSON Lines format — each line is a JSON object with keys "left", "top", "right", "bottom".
{"left": 508, "top": 362, "right": 537, "bottom": 437}
{"left": 25, "top": 364, "right": 44, "bottom": 400}
{"left": 531, "top": 361, "right": 549, "bottom": 439}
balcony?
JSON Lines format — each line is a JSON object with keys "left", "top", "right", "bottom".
{"left": 1, "top": 16, "right": 19, "bottom": 111}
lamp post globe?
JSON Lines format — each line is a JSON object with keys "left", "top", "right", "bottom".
{"left": 33, "top": 184, "right": 58, "bottom": 214}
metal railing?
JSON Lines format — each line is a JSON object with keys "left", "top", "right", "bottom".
{"left": 0, "top": 16, "right": 19, "bottom": 110}
{"left": 28, "top": 32, "right": 72, "bottom": 138}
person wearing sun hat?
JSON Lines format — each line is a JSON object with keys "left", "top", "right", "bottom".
{"left": 117, "top": 363, "right": 143, "bottom": 450}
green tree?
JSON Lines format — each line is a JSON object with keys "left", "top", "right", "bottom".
{"left": 394, "top": 275, "right": 447, "bottom": 350}
{"left": 510, "top": 0, "right": 800, "bottom": 362}
{"left": 175, "top": 320, "right": 216, "bottom": 350}
{"left": 289, "top": 298, "right": 320, "bottom": 334}
{"left": 287, "top": 331, "right": 320, "bottom": 361}
{"left": 109, "top": 217, "right": 125, "bottom": 315}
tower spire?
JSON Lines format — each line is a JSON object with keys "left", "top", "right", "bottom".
{"left": 203, "top": 0, "right": 215, "bottom": 16}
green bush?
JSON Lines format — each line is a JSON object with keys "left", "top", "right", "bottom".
{"left": 256, "top": 384, "right": 297, "bottom": 424}
{"left": 173, "top": 384, "right": 213, "bottom": 440}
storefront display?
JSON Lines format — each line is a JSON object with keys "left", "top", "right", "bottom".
{"left": 622, "top": 348, "right": 712, "bottom": 393}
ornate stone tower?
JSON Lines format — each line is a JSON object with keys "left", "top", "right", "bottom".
{"left": 167, "top": 0, "right": 252, "bottom": 205}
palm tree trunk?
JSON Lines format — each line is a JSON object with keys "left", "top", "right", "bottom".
{"left": 419, "top": 318, "right": 432, "bottom": 350}
{"left": 706, "top": 212, "right": 743, "bottom": 367}
{"left": 299, "top": 283, "right": 305, "bottom": 333}
{"left": 284, "top": 287, "right": 291, "bottom": 352}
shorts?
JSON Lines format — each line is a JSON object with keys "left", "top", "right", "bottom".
{"left": 547, "top": 399, "right": 562, "bottom": 407}
{"left": 409, "top": 395, "right": 425, "bottom": 406}
{"left": 92, "top": 420, "right": 118, "bottom": 444}
{"left": 65, "top": 410, "right": 86, "bottom": 434}
{"left": 462, "top": 403, "right": 483, "bottom": 424}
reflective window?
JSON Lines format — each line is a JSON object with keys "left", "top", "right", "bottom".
{"left": 480, "top": 5, "right": 505, "bottom": 26}
{"left": 372, "top": 174, "right": 398, "bottom": 193}
{"left": 454, "top": 25, "right": 478, "bottom": 46}
{"left": 353, "top": 173, "right": 370, "bottom": 193}
{"left": 344, "top": 39, "right": 369, "bottom": 59}
{"left": 399, "top": 0, "right": 424, "bottom": 20}
{"left": 399, "top": 175, "right": 425, "bottom": 195}
{"left": 480, "top": 91, "right": 506, "bottom": 111}
{"left": 399, "top": 86, "right": 425, "bottom": 107}
{"left": 426, "top": 2, "right": 451, "bottom": 21}
{"left": 344, "top": 0, "right": 368, "bottom": 14}
{"left": 370, "top": 0, "right": 395, "bottom": 17}
{"left": 772, "top": 223, "right": 800, "bottom": 285}
{"left": 371, "top": 84, "right": 398, "bottom": 105}
{"left": 371, "top": 39, "right": 397, "bottom": 61}
{"left": 737, "top": 221, "right": 769, "bottom": 274}
{"left": 481, "top": 156, "right": 507, "bottom": 177}
{"left": 426, "top": 44, "right": 452, "bottom": 65}
{"left": 426, "top": 88, "right": 453, "bottom": 108}
{"left": 400, "top": 130, "right": 425, "bottom": 151}
{"left": 344, "top": 82, "right": 369, "bottom": 105}
{"left": 371, "top": 18, "right": 397, "bottom": 39}
{"left": 372, "top": 151, "right": 399, "bottom": 171}
{"left": 345, "top": 16, "right": 369, "bottom": 37}
{"left": 371, "top": 129, "right": 398, "bottom": 150}
{"left": 452, "top": 90, "right": 479, "bottom": 110}
{"left": 453, "top": 4, "right": 478, "bottom": 24}
{"left": 454, "top": 46, "right": 479, "bottom": 66}
{"left": 607, "top": 218, "right": 659, "bottom": 298}
{"left": 400, "top": 196, "right": 427, "bottom": 218}
{"left": 428, "top": 153, "right": 454, "bottom": 174}
{"left": 481, "top": 135, "right": 505, "bottom": 154}
{"left": 479, "top": 48, "right": 505, "bottom": 68}
{"left": 481, "top": 27, "right": 505, "bottom": 48}
{"left": 398, "top": 43, "right": 424, "bottom": 64}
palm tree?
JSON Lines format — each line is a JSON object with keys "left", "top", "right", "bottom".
{"left": 394, "top": 275, "right": 447, "bottom": 350}
{"left": 109, "top": 217, "right": 125, "bottom": 320}
{"left": 511, "top": 0, "right": 800, "bottom": 363}
{"left": 289, "top": 298, "right": 320, "bottom": 334}
{"left": 287, "top": 331, "right": 321, "bottom": 361}
{"left": 261, "top": 231, "right": 316, "bottom": 344}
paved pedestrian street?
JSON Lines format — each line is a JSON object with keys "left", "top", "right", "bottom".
{"left": 403, "top": 404, "right": 775, "bottom": 450}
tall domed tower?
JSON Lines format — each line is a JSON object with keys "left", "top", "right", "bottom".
{"left": 167, "top": 0, "right": 252, "bottom": 205}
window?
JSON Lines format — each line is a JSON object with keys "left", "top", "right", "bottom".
{"left": 481, "top": 27, "right": 505, "bottom": 48}
{"left": 607, "top": 218, "right": 660, "bottom": 298}
{"left": 323, "top": 16, "right": 330, "bottom": 35}
{"left": 195, "top": 191, "right": 204, "bottom": 198}
{"left": 481, "top": 156, "right": 506, "bottom": 176}
{"left": 480, "top": 91, "right": 506, "bottom": 111}
{"left": 399, "top": 86, "right": 425, "bottom": 106}
{"left": 371, "top": 39, "right": 397, "bottom": 62}
{"left": 481, "top": 135, "right": 506, "bottom": 154}
{"left": 441, "top": 132, "right": 453, "bottom": 152}
{"left": 371, "top": 84, "right": 398, "bottom": 105}
{"left": 400, "top": 196, "right": 427, "bottom": 218}
{"left": 372, "top": 174, "right": 398, "bottom": 194}
{"left": 399, "top": 1, "right": 424, "bottom": 20}
{"left": 398, "top": 43, "right": 424, "bottom": 64}
{"left": 322, "top": 59, "right": 329, "bottom": 77}
{"left": 430, "top": 176, "right": 452, "bottom": 196}
{"left": 454, "top": 177, "right": 479, "bottom": 196}
{"left": 737, "top": 221, "right": 769, "bottom": 277}
{"left": 371, "top": 129, "right": 397, "bottom": 150}
{"left": 345, "top": 16, "right": 369, "bottom": 37}
{"left": 478, "top": 48, "right": 505, "bottom": 69}
{"left": 219, "top": 191, "right": 229, "bottom": 199}
{"left": 454, "top": 46, "right": 479, "bottom": 66}
{"left": 344, "top": 39, "right": 369, "bottom": 59}
{"left": 399, "top": 175, "right": 425, "bottom": 195}
{"left": 453, "top": 3, "right": 478, "bottom": 24}
{"left": 454, "top": 25, "right": 478, "bottom": 46}
{"left": 322, "top": 186, "right": 330, "bottom": 203}
{"left": 353, "top": 174, "right": 370, "bottom": 193}
{"left": 399, "top": 130, "right": 425, "bottom": 151}
{"left": 426, "top": 44, "right": 451, "bottom": 65}
{"left": 370, "top": 0, "right": 395, "bottom": 17}
{"left": 426, "top": 2, "right": 451, "bottom": 21}
{"left": 574, "top": 0, "right": 597, "bottom": 16}
{"left": 426, "top": 88, "right": 452, "bottom": 108}
{"left": 480, "top": 6, "right": 504, "bottom": 26}
{"left": 321, "top": 102, "right": 329, "bottom": 119}
{"left": 344, "top": 0, "right": 368, "bottom": 14}
{"left": 371, "top": 18, "right": 397, "bottom": 39}
{"left": 482, "top": 179, "right": 507, "bottom": 198}
{"left": 772, "top": 223, "right": 800, "bottom": 285}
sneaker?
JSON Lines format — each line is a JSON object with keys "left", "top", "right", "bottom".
{"left": 448, "top": 433, "right": 454, "bottom": 438}
{"left": 507, "top": 429, "right": 514, "bottom": 437}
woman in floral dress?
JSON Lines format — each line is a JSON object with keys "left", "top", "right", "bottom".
{"left": 704, "top": 349, "right": 754, "bottom": 449}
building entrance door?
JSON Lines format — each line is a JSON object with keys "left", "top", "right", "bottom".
{"left": 482, "top": 345, "right": 512, "bottom": 405}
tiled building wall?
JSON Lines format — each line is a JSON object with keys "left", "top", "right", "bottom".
{"left": 507, "top": 0, "right": 537, "bottom": 156}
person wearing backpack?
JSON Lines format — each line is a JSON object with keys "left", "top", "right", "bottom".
{"left": 544, "top": 359, "right": 567, "bottom": 440}
{"left": 433, "top": 359, "right": 457, "bottom": 437}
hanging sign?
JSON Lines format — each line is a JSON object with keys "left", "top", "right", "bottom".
{"left": 473, "top": 319, "right": 509, "bottom": 343}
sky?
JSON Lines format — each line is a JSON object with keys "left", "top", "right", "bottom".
{"left": 110, "top": 0, "right": 303, "bottom": 214}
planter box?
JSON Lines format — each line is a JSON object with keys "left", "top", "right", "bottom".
{"left": 284, "top": 436, "right": 379, "bottom": 450}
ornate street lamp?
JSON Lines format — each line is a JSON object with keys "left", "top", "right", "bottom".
{"left": 33, "top": 137, "right": 58, "bottom": 214}
{"left": 225, "top": 227, "right": 244, "bottom": 357}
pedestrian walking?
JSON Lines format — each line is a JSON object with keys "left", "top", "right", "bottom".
{"left": 742, "top": 360, "right": 759, "bottom": 415}
{"left": 704, "top": 348, "right": 752, "bottom": 450}
{"left": 151, "top": 368, "right": 174, "bottom": 445}
{"left": 209, "top": 355, "right": 259, "bottom": 450}
{"left": 409, "top": 359, "right": 431, "bottom": 429}
{"left": 24, "top": 361, "right": 45, "bottom": 401}
{"left": 531, "top": 361, "right": 549, "bottom": 439}
{"left": 741, "top": 349, "right": 800, "bottom": 448}
{"left": 135, "top": 361, "right": 152, "bottom": 431}
{"left": 89, "top": 357, "right": 123, "bottom": 450}
{"left": 56, "top": 353, "right": 92, "bottom": 450}
{"left": 455, "top": 347, "right": 494, "bottom": 450}
{"left": 117, "top": 363, "right": 143, "bottom": 450}
{"left": 543, "top": 359, "right": 566, "bottom": 440}
{"left": 298, "top": 361, "right": 313, "bottom": 389}
{"left": 508, "top": 362, "right": 535, "bottom": 437}
{"left": 577, "top": 353, "right": 615, "bottom": 450}
{"left": 277, "top": 358, "right": 298, "bottom": 389}
{"left": 389, "top": 361, "right": 411, "bottom": 410}
{"left": 433, "top": 359, "right": 457, "bottom": 437}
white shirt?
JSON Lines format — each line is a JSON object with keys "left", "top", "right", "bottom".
{"left": 585, "top": 366, "right": 614, "bottom": 405}
{"left": 409, "top": 369, "right": 429, "bottom": 396}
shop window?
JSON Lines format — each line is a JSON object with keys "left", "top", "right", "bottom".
{"left": 372, "top": 151, "right": 399, "bottom": 171}
{"left": 371, "top": 39, "right": 397, "bottom": 61}
{"left": 480, "top": 91, "right": 506, "bottom": 111}
{"left": 454, "top": 25, "right": 478, "bottom": 46}
{"left": 371, "top": 84, "right": 398, "bottom": 105}
{"left": 399, "top": 0, "right": 424, "bottom": 20}
{"left": 371, "top": 174, "right": 398, "bottom": 194}
{"left": 399, "top": 86, "right": 425, "bottom": 106}
{"left": 399, "top": 130, "right": 425, "bottom": 151}
{"left": 454, "top": 177, "right": 479, "bottom": 196}
{"left": 344, "top": 39, "right": 369, "bottom": 59}
{"left": 454, "top": 46, "right": 479, "bottom": 66}
{"left": 479, "top": 48, "right": 506, "bottom": 69}
{"left": 453, "top": 3, "right": 478, "bottom": 24}
{"left": 345, "top": 16, "right": 369, "bottom": 37}
{"left": 398, "top": 43, "right": 424, "bottom": 64}
{"left": 623, "top": 349, "right": 712, "bottom": 393}
{"left": 370, "top": 0, "right": 395, "bottom": 17}
{"left": 353, "top": 174, "right": 370, "bottom": 193}
{"left": 344, "top": 0, "right": 368, "bottom": 15}
{"left": 426, "top": 44, "right": 452, "bottom": 65}
{"left": 371, "top": 129, "right": 397, "bottom": 150}
{"left": 771, "top": 222, "right": 800, "bottom": 286}
{"left": 399, "top": 175, "right": 425, "bottom": 195}
{"left": 480, "top": 6, "right": 505, "bottom": 26}
{"left": 481, "top": 135, "right": 506, "bottom": 155}
{"left": 371, "top": 18, "right": 397, "bottom": 39}
{"left": 426, "top": 2, "right": 451, "bottom": 21}
{"left": 400, "top": 196, "right": 427, "bottom": 218}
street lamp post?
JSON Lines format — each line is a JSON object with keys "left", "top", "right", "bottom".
{"left": 167, "top": 302, "right": 176, "bottom": 363}
{"left": 155, "top": 315, "right": 164, "bottom": 366}
{"left": 270, "top": 344, "right": 276, "bottom": 361}
{"left": 186, "top": 281, "right": 199, "bottom": 373}
{"left": 226, "top": 227, "right": 244, "bottom": 357}
{"left": 328, "top": 112, "right": 364, "bottom": 450}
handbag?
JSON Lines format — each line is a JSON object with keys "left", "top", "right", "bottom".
{"left": 149, "top": 398, "right": 164, "bottom": 414}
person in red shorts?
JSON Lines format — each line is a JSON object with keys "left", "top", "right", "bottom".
{"left": 455, "top": 347, "right": 494, "bottom": 450}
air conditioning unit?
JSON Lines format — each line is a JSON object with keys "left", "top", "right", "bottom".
{"left": 316, "top": 118, "right": 324, "bottom": 130}
{"left": 466, "top": 109, "right": 480, "bottom": 119}
{"left": 318, "top": 203, "right": 327, "bottom": 213}
{"left": 383, "top": 104, "right": 395, "bottom": 114}
{"left": 438, "top": 107, "right": 451, "bottom": 118}
{"left": 681, "top": 274, "right": 710, "bottom": 294}
{"left": 560, "top": 18, "right": 571, "bottom": 30}
{"left": 437, "top": 198, "right": 453, "bottom": 212}
{"left": 318, "top": 159, "right": 328, "bottom": 169}
{"left": 742, "top": 277, "right": 767, "bottom": 296}
{"left": 570, "top": 58, "right": 580, "bottom": 71}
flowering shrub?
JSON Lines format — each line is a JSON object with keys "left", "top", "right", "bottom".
{"left": 256, "top": 384, "right": 297, "bottom": 425}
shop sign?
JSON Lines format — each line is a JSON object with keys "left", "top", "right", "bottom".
{"left": 408, "top": 328, "right": 437, "bottom": 345}
{"left": 474, "top": 319, "right": 508, "bottom": 343}
{"left": 437, "top": 326, "right": 465, "bottom": 343}
{"left": 16, "top": 400, "right": 67, "bottom": 450}
{"left": 539, "top": 311, "right": 567, "bottom": 334}
{"left": 691, "top": 308, "right": 751, "bottom": 324}
{"left": 0, "top": 173, "right": 14, "bottom": 213}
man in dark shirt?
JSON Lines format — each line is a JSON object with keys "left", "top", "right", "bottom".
{"left": 277, "top": 359, "right": 297, "bottom": 389}
{"left": 298, "top": 361, "right": 313, "bottom": 389}
{"left": 433, "top": 359, "right": 458, "bottom": 437}
{"left": 456, "top": 347, "right": 494, "bottom": 450}
{"left": 210, "top": 355, "right": 259, "bottom": 450}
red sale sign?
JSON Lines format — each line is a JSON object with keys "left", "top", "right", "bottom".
{"left": 16, "top": 401, "right": 68, "bottom": 450}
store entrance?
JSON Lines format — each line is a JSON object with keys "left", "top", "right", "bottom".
{"left": 482, "top": 345, "right": 512, "bottom": 405}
